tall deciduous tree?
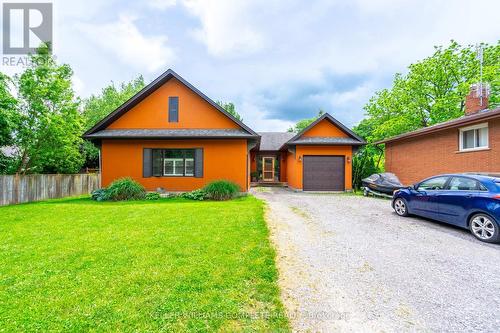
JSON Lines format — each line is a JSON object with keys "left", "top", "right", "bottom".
{"left": 216, "top": 101, "right": 243, "bottom": 121}
{"left": 14, "top": 44, "right": 84, "bottom": 174}
{"left": 81, "top": 76, "right": 145, "bottom": 167}
{"left": 0, "top": 74, "right": 17, "bottom": 145}
{"left": 287, "top": 110, "right": 324, "bottom": 133}
{"left": 359, "top": 41, "right": 500, "bottom": 143}
{"left": 351, "top": 41, "right": 499, "bottom": 189}
{"left": 0, "top": 73, "right": 18, "bottom": 173}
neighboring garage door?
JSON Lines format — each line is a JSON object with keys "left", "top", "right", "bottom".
{"left": 303, "top": 155, "right": 345, "bottom": 191}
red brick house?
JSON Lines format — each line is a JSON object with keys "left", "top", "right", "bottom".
{"left": 377, "top": 85, "right": 500, "bottom": 185}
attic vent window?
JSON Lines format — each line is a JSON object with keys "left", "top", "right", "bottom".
{"left": 168, "top": 96, "right": 179, "bottom": 122}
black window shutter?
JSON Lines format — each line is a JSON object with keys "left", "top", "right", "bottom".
{"left": 143, "top": 149, "right": 152, "bottom": 178}
{"left": 194, "top": 148, "right": 203, "bottom": 178}
{"left": 152, "top": 149, "right": 163, "bottom": 176}
{"left": 169, "top": 96, "right": 179, "bottom": 122}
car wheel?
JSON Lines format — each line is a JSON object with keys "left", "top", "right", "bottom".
{"left": 393, "top": 198, "right": 409, "bottom": 217}
{"left": 469, "top": 214, "right": 500, "bottom": 243}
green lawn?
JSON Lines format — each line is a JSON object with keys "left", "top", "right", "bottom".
{"left": 0, "top": 196, "right": 289, "bottom": 332}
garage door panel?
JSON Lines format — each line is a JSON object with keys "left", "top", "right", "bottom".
{"left": 303, "top": 156, "right": 344, "bottom": 191}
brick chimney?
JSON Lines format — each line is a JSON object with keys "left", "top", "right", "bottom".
{"left": 465, "top": 83, "right": 489, "bottom": 116}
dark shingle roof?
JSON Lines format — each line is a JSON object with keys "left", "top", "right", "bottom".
{"left": 289, "top": 137, "right": 365, "bottom": 145}
{"left": 85, "top": 129, "right": 255, "bottom": 139}
{"left": 258, "top": 132, "right": 295, "bottom": 150}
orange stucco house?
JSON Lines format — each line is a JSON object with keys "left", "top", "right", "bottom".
{"left": 84, "top": 69, "right": 365, "bottom": 192}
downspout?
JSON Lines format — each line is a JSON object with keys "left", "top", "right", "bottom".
{"left": 374, "top": 144, "right": 384, "bottom": 170}
{"left": 98, "top": 145, "right": 102, "bottom": 187}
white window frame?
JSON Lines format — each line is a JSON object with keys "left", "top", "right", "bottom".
{"left": 184, "top": 158, "right": 194, "bottom": 177}
{"left": 164, "top": 158, "right": 184, "bottom": 176}
{"left": 459, "top": 122, "right": 488, "bottom": 152}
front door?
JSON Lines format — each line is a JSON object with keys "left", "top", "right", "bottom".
{"left": 262, "top": 157, "right": 274, "bottom": 181}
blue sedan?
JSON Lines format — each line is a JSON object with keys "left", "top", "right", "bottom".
{"left": 392, "top": 174, "right": 500, "bottom": 243}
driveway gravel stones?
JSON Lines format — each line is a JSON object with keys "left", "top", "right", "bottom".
{"left": 252, "top": 187, "right": 500, "bottom": 332}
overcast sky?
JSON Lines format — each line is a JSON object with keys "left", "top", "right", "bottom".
{"left": 4, "top": 0, "right": 500, "bottom": 131}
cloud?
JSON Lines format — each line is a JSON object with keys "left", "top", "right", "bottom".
{"left": 181, "top": 0, "right": 266, "bottom": 57}
{"left": 71, "top": 75, "right": 86, "bottom": 97}
{"left": 148, "top": 0, "right": 177, "bottom": 10}
{"left": 238, "top": 99, "right": 294, "bottom": 132}
{"left": 53, "top": 0, "right": 500, "bottom": 128}
{"left": 77, "top": 14, "right": 175, "bottom": 72}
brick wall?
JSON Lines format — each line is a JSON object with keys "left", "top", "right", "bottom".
{"left": 385, "top": 119, "right": 500, "bottom": 185}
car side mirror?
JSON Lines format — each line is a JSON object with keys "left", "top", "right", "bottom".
{"left": 408, "top": 184, "right": 416, "bottom": 191}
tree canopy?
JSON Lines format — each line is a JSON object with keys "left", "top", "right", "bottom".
{"left": 350, "top": 41, "right": 500, "bottom": 189}
{"left": 216, "top": 101, "right": 243, "bottom": 121}
{"left": 81, "top": 77, "right": 145, "bottom": 167}
{"left": 0, "top": 73, "right": 18, "bottom": 172}
{"left": 287, "top": 110, "right": 324, "bottom": 133}
{"left": 356, "top": 41, "right": 500, "bottom": 143}
{"left": 0, "top": 74, "right": 17, "bottom": 147}
{"left": 12, "top": 44, "right": 84, "bottom": 174}
{"left": 82, "top": 76, "right": 145, "bottom": 131}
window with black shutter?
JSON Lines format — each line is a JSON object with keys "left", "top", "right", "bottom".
{"left": 148, "top": 149, "right": 203, "bottom": 177}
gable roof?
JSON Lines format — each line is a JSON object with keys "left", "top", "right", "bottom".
{"left": 376, "top": 107, "right": 500, "bottom": 144}
{"left": 258, "top": 132, "right": 295, "bottom": 150}
{"left": 83, "top": 69, "right": 258, "bottom": 138}
{"left": 281, "top": 113, "right": 365, "bottom": 149}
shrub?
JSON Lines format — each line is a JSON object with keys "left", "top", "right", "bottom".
{"left": 180, "top": 189, "right": 207, "bottom": 201}
{"left": 106, "top": 178, "right": 146, "bottom": 201}
{"left": 145, "top": 192, "right": 161, "bottom": 200}
{"left": 203, "top": 180, "right": 240, "bottom": 201}
{"left": 91, "top": 188, "right": 109, "bottom": 202}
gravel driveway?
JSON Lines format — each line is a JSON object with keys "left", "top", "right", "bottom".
{"left": 252, "top": 187, "right": 500, "bottom": 332}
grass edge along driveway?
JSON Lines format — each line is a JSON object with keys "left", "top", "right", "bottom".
{"left": 0, "top": 196, "right": 289, "bottom": 332}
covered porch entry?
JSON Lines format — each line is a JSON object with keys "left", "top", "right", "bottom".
{"left": 250, "top": 151, "right": 287, "bottom": 186}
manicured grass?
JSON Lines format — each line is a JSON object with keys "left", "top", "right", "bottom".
{"left": 0, "top": 196, "right": 289, "bottom": 332}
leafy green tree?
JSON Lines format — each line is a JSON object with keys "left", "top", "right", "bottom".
{"left": 83, "top": 76, "right": 145, "bottom": 130}
{"left": 351, "top": 117, "right": 384, "bottom": 189}
{"left": 352, "top": 41, "right": 499, "bottom": 187}
{"left": 14, "top": 44, "right": 84, "bottom": 174}
{"left": 352, "top": 145, "right": 383, "bottom": 190}
{"left": 0, "top": 73, "right": 18, "bottom": 173}
{"left": 216, "top": 101, "right": 243, "bottom": 121}
{"left": 361, "top": 41, "right": 499, "bottom": 143}
{"left": 287, "top": 110, "right": 324, "bottom": 133}
{"left": 82, "top": 76, "right": 145, "bottom": 167}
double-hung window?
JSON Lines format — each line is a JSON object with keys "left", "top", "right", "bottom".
{"left": 459, "top": 123, "right": 488, "bottom": 151}
{"left": 153, "top": 149, "right": 195, "bottom": 177}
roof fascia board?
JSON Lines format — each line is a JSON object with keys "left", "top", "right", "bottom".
{"left": 376, "top": 108, "right": 500, "bottom": 144}
{"left": 280, "top": 113, "right": 365, "bottom": 149}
